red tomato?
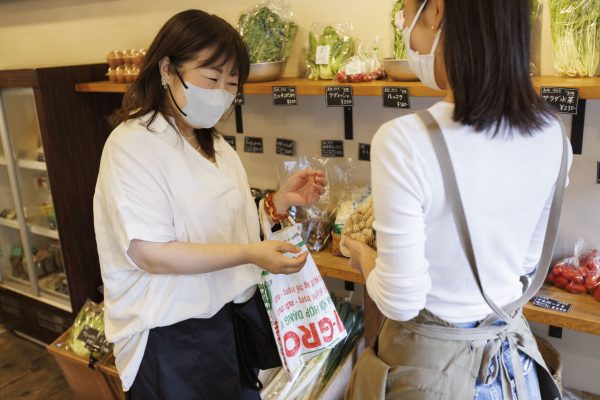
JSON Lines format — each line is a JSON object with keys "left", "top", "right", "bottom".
{"left": 553, "top": 276, "right": 569, "bottom": 288}
{"left": 594, "top": 286, "right": 600, "bottom": 302}
{"left": 565, "top": 281, "right": 587, "bottom": 294}
{"left": 546, "top": 274, "right": 555, "bottom": 284}
{"left": 584, "top": 275, "right": 600, "bottom": 291}
{"left": 561, "top": 268, "right": 584, "bottom": 284}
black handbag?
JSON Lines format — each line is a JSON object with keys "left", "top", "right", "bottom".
{"left": 233, "top": 287, "right": 282, "bottom": 390}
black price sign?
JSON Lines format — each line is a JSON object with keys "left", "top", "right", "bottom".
{"left": 244, "top": 136, "right": 263, "bottom": 153}
{"left": 540, "top": 87, "right": 579, "bottom": 114}
{"left": 276, "top": 138, "right": 295, "bottom": 156}
{"left": 321, "top": 140, "right": 344, "bottom": 157}
{"left": 234, "top": 91, "right": 245, "bottom": 106}
{"left": 76, "top": 326, "right": 111, "bottom": 354}
{"left": 359, "top": 143, "right": 371, "bottom": 161}
{"left": 326, "top": 86, "right": 353, "bottom": 107}
{"left": 382, "top": 87, "right": 411, "bottom": 109}
{"left": 223, "top": 135, "right": 236, "bottom": 150}
{"left": 273, "top": 86, "right": 297, "bottom": 106}
{"left": 531, "top": 296, "right": 572, "bottom": 313}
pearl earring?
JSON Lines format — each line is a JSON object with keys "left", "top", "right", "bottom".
{"left": 161, "top": 77, "right": 167, "bottom": 89}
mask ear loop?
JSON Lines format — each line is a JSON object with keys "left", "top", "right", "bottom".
{"left": 166, "top": 68, "right": 188, "bottom": 117}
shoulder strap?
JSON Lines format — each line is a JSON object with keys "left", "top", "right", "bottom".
{"left": 416, "top": 110, "right": 568, "bottom": 322}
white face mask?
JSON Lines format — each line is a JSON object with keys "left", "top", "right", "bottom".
{"left": 403, "top": 0, "right": 442, "bottom": 91}
{"left": 168, "top": 70, "right": 235, "bottom": 129}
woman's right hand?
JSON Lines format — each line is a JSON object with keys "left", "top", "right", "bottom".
{"left": 249, "top": 241, "right": 308, "bottom": 275}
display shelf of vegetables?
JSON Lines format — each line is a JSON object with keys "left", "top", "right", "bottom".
{"left": 523, "top": 283, "right": 600, "bottom": 336}
{"left": 76, "top": 77, "right": 600, "bottom": 98}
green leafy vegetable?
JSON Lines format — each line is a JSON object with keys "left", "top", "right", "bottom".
{"left": 549, "top": 0, "right": 600, "bottom": 77}
{"left": 67, "top": 300, "right": 110, "bottom": 359}
{"left": 238, "top": 5, "right": 298, "bottom": 63}
{"left": 307, "top": 25, "right": 355, "bottom": 80}
{"left": 531, "top": 0, "right": 541, "bottom": 26}
{"left": 392, "top": 0, "right": 406, "bottom": 59}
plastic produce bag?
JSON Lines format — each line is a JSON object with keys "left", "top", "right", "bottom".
{"left": 580, "top": 248, "right": 600, "bottom": 301}
{"left": 259, "top": 222, "right": 347, "bottom": 380}
{"left": 67, "top": 300, "right": 111, "bottom": 361}
{"left": 331, "top": 187, "right": 371, "bottom": 256}
{"left": 336, "top": 39, "right": 386, "bottom": 83}
{"left": 307, "top": 24, "right": 356, "bottom": 80}
{"left": 549, "top": 0, "right": 600, "bottom": 77}
{"left": 547, "top": 240, "right": 600, "bottom": 297}
{"left": 238, "top": 1, "right": 298, "bottom": 63}
{"left": 392, "top": 0, "right": 406, "bottom": 59}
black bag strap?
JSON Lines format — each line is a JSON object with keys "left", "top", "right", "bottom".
{"left": 416, "top": 110, "right": 569, "bottom": 322}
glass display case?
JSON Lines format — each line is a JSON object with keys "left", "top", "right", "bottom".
{"left": 0, "top": 87, "right": 69, "bottom": 309}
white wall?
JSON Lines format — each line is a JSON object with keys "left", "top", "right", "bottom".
{"left": 1, "top": 0, "right": 599, "bottom": 394}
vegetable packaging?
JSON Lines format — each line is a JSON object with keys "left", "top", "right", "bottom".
{"left": 67, "top": 300, "right": 111, "bottom": 361}
{"left": 336, "top": 39, "right": 386, "bottom": 83}
{"left": 547, "top": 240, "right": 600, "bottom": 299}
{"left": 549, "top": 0, "right": 600, "bottom": 77}
{"left": 238, "top": 1, "right": 298, "bottom": 63}
{"left": 331, "top": 188, "right": 371, "bottom": 256}
{"left": 392, "top": 0, "right": 406, "bottom": 59}
{"left": 307, "top": 24, "right": 356, "bottom": 80}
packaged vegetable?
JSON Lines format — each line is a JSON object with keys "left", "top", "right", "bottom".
{"left": 392, "top": 0, "right": 406, "bottom": 59}
{"left": 307, "top": 24, "right": 356, "bottom": 80}
{"left": 336, "top": 40, "right": 386, "bottom": 83}
{"left": 580, "top": 248, "right": 600, "bottom": 300}
{"left": 238, "top": 1, "right": 298, "bottom": 63}
{"left": 331, "top": 188, "right": 371, "bottom": 256}
{"left": 549, "top": 0, "right": 600, "bottom": 77}
{"left": 67, "top": 300, "right": 111, "bottom": 360}
{"left": 548, "top": 240, "right": 600, "bottom": 297}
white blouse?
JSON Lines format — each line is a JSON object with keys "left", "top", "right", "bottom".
{"left": 367, "top": 102, "right": 572, "bottom": 324}
{"left": 93, "top": 112, "right": 262, "bottom": 390}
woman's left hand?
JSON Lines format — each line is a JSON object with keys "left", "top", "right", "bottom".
{"left": 345, "top": 237, "right": 377, "bottom": 280}
{"left": 273, "top": 170, "right": 327, "bottom": 212}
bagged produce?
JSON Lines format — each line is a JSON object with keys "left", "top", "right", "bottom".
{"left": 340, "top": 196, "right": 376, "bottom": 257}
{"left": 392, "top": 0, "right": 406, "bottom": 59}
{"left": 580, "top": 249, "right": 600, "bottom": 300}
{"left": 547, "top": 240, "right": 600, "bottom": 298}
{"left": 331, "top": 188, "right": 371, "bottom": 256}
{"left": 549, "top": 0, "right": 600, "bottom": 77}
{"left": 259, "top": 222, "right": 347, "bottom": 380}
{"left": 67, "top": 300, "right": 111, "bottom": 361}
{"left": 238, "top": 1, "right": 298, "bottom": 63}
{"left": 336, "top": 40, "right": 386, "bottom": 83}
{"left": 307, "top": 24, "right": 356, "bottom": 80}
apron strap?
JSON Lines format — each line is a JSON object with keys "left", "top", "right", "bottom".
{"left": 415, "top": 110, "right": 568, "bottom": 323}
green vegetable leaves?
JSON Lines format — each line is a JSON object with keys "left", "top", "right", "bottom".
{"left": 307, "top": 25, "right": 355, "bottom": 80}
{"left": 238, "top": 5, "right": 298, "bottom": 63}
{"left": 550, "top": 0, "right": 600, "bottom": 77}
{"left": 392, "top": 0, "right": 407, "bottom": 59}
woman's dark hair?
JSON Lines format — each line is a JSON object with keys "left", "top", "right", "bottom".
{"left": 443, "top": 0, "right": 553, "bottom": 135}
{"left": 109, "top": 9, "right": 250, "bottom": 156}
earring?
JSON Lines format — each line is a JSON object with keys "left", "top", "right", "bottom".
{"left": 161, "top": 76, "right": 167, "bottom": 89}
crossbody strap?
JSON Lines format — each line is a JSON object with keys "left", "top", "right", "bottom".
{"left": 416, "top": 110, "right": 569, "bottom": 323}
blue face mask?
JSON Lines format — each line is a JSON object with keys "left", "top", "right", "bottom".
{"left": 403, "top": 0, "right": 442, "bottom": 91}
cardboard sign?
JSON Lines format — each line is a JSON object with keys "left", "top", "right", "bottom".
{"left": 326, "top": 86, "right": 353, "bottom": 107}
{"left": 273, "top": 86, "right": 298, "bottom": 106}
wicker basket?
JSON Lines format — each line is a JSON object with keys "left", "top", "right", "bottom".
{"left": 535, "top": 335, "right": 563, "bottom": 391}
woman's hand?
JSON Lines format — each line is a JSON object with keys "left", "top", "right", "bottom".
{"left": 249, "top": 240, "right": 309, "bottom": 275}
{"left": 273, "top": 170, "right": 327, "bottom": 213}
{"left": 344, "top": 237, "right": 377, "bottom": 280}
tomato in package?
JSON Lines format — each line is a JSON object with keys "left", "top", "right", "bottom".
{"left": 548, "top": 243, "right": 600, "bottom": 299}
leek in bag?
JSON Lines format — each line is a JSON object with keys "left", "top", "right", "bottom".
{"left": 258, "top": 221, "right": 347, "bottom": 379}
{"left": 67, "top": 300, "right": 111, "bottom": 359}
{"left": 392, "top": 0, "right": 406, "bottom": 59}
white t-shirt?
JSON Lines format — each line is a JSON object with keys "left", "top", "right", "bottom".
{"left": 367, "top": 102, "right": 572, "bottom": 323}
{"left": 93, "top": 112, "right": 262, "bottom": 390}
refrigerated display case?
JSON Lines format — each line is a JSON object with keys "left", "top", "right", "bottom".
{"left": 0, "top": 65, "right": 121, "bottom": 343}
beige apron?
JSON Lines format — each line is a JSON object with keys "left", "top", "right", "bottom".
{"left": 346, "top": 110, "right": 568, "bottom": 400}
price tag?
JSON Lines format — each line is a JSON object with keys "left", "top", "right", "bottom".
{"left": 531, "top": 296, "right": 572, "bottom": 313}
{"left": 316, "top": 45, "right": 331, "bottom": 65}
{"left": 77, "top": 326, "right": 100, "bottom": 347}
{"left": 234, "top": 91, "right": 245, "bottom": 106}
{"left": 358, "top": 143, "right": 371, "bottom": 161}
{"left": 345, "top": 60, "right": 362, "bottom": 76}
{"left": 382, "top": 87, "right": 411, "bottom": 109}
{"left": 321, "top": 140, "right": 344, "bottom": 157}
{"left": 272, "top": 86, "right": 297, "bottom": 106}
{"left": 326, "top": 86, "right": 353, "bottom": 107}
{"left": 223, "top": 135, "right": 236, "bottom": 150}
{"left": 244, "top": 136, "right": 263, "bottom": 154}
{"left": 276, "top": 138, "right": 295, "bottom": 156}
{"left": 540, "top": 87, "right": 579, "bottom": 114}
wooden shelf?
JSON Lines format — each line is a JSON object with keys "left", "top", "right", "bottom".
{"left": 75, "top": 77, "right": 600, "bottom": 99}
{"left": 312, "top": 250, "right": 364, "bottom": 284}
{"left": 524, "top": 284, "right": 600, "bottom": 336}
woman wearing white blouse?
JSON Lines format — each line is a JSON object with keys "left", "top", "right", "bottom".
{"left": 345, "top": 0, "right": 572, "bottom": 399}
{"left": 94, "top": 10, "right": 325, "bottom": 400}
